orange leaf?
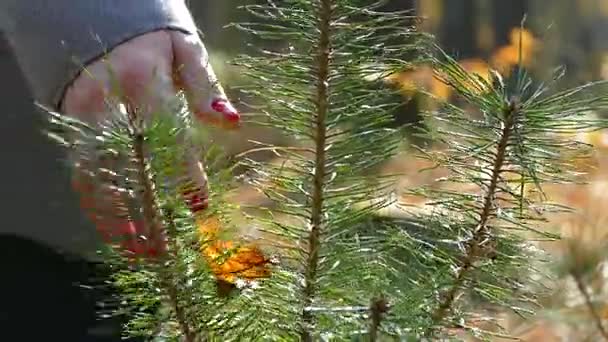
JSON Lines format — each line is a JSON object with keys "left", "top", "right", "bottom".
{"left": 196, "top": 216, "right": 274, "bottom": 293}
{"left": 491, "top": 28, "right": 539, "bottom": 74}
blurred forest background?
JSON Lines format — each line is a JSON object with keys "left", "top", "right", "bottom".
{"left": 192, "top": 1, "right": 608, "bottom": 340}
{"left": 194, "top": 0, "right": 608, "bottom": 153}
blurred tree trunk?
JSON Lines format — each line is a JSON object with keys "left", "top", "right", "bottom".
{"left": 529, "top": 0, "right": 590, "bottom": 85}
{"left": 582, "top": 0, "right": 608, "bottom": 81}
{"left": 188, "top": 1, "right": 251, "bottom": 53}
{"left": 437, "top": 0, "right": 477, "bottom": 59}
{"left": 435, "top": 0, "right": 529, "bottom": 60}
{"left": 382, "top": 0, "right": 416, "bottom": 12}
{"left": 492, "top": 0, "right": 528, "bottom": 47}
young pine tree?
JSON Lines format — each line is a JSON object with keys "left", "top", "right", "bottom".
{"left": 44, "top": 0, "right": 608, "bottom": 340}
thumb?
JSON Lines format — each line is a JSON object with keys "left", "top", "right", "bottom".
{"left": 170, "top": 31, "right": 240, "bottom": 129}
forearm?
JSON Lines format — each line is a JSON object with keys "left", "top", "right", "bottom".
{"left": 0, "top": 0, "right": 198, "bottom": 110}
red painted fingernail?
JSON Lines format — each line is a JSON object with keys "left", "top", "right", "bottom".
{"left": 183, "top": 190, "right": 209, "bottom": 213}
{"left": 211, "top": 99, "right": 240, "bottom": 123}
{"left": 210, "top": 99, "right": 226, "bottom": 112}
{"left": 147, "top": 247, "right": 158, "bottom": 257}
{"left": 223, "top": 110, "right": 240, "bottom": 123}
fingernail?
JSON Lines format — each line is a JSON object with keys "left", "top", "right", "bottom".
{"left": 223, "top": 110, "right": 240, "bottom": 123}
{"left": 182, "top": 189, "right": 209, "bottom": 213}
{"left": 147, "top": 247, "right": 158, "bottom": 257}
{"left": 211, "top": 99, "right": 240, "bottom": 123}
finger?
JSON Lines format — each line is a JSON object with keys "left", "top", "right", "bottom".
{"left": 176, "top": 130, "right": 210, "bottom": 216}
{"left": 62, "top": 60, "right": 114, "bottom": 124}
{"left": 62, "top": 33, "right": 177, "bottom": 259}
{"left": 118, "top": 38, "right": 177, "bottom": 120}
{"left": 70, "top": 143, "right": 144, "bottom": 256}
{"left": 169, "top": 31, "right": 241, "bottom": 129}
{"left": 63, "top": 62, "right": 148, "bottom": 256}
{"left": 112, "top": 35, "right": 176, "bottom": 257}
{"left": 64, "top": 31, "right": 177, "bottom": 120}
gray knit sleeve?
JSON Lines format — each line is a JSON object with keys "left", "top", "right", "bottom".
{"left": 0, "top": 0, "right": 198, "bottom": 110}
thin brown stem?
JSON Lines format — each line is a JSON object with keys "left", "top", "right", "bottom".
{"left": 573, "top": 273, "right": 608, "bottom": 341}
{"left": 163, "top": 209, "right": 201, "bottom": 342}
{"left": 161, "top": 276, "right": 198, "bottom": 342}
{"left": 427, "top": 99, "right": 519, "bottom": 336}
{"left": 300, "top": 1, "right": 333, "bottom": 340}
{"left": 128, "top": 108, "right": 163, "bottom": 254}
{"left": 369, "top": 297, "right": 390, "bottom": 342}
{"left": 127, "top": 107, "right": 197, "bottom": 342}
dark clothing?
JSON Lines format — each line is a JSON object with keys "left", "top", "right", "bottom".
{"left": 0, "top": 2, "right": 197, "bottom": 338}
{"left": 0, "top": 234, "right": 137, "bottom": 341}
{"left": 0, "top": 36, "right": 130, "bottom": 341}
{"left": 0, "top": 0, "right": 197, "bottom": 111}
{"left": 0, "top": 1, "right": 197, "bottom": 258}
{"left": 0, "top": 33, "right": 101, "bottom": 261}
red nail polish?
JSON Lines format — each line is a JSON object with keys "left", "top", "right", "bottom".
{"left": 211, "top": 99, "right": 226, "bottom": 112}
{"left": 182, "top": 188, "right": 209, "bottom": 213}
{"left": 147, "top": 247, "right": 158, "bottom": 257}
{"left": 211, "top": 99, "right": 240, "bottom": 123}
{"left": 224, "top": 111, "right": 240, "bottom": 123}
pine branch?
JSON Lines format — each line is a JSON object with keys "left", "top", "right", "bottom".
{"left": 429, "top": 97, "right": 520, "bottom": 331}
{"left": 572, "top": 270, "right": 608, "bottom": 341}
{"left": 125, "top": 105, "right": 199, "bottom": 341}
{"left": 44, "top": 99, "right": 211, "bottom": 340}
{"left": 369, "top": 297, "right": 390, "bottom": 341}
{"left": 158, "top": 208, "right": 201, "bottom": 342}
{"left": 411, "top": 43, "right": 608, "bottom": 339}
{"left": 230, "top": 1, "right": 430, "bottom": 338}
{"left": 162, "top": 275, "right": 198, "bottom": 342}
{"left": 301, "top": 0, "right": 333, "bottom": 340}
{"left": 127, "top": 106, "right": 164, "bottom": 255}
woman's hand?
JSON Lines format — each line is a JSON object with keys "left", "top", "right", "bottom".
{"left": 62, "top": 30, "right": 238, "bottom": 259}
